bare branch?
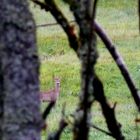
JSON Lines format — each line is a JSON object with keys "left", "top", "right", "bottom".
{"left": 47, "top": 119, "right": 68, "bottom": 140}
{"left": 31, "top": 0, "right": 50, "bottom": 11}
{"left": 36, "top": 20, "right": 75, "bottom": 28}
{"left": 92, "top": 0, "right": 98, "bottom": 20}
{"left": 93, "top": 76, "right": 125, "bottom": 140}
{"left": 47, "top": 106, "right": 68, "bottom": 140}
{"left": 94, "top": 21, "right": 140, "bottom": 112}
{"left": 32, "top": 0, "right": 79, "bottom": 52}
{"left": 90, "top": 123, "right": 113, "bottom": 137}
{"left": 42, "top": 101, "right": 55, "bottom": 120}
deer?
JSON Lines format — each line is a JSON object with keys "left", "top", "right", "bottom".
{"left": 40, "top": 78, "right": 60, "bottom": 102}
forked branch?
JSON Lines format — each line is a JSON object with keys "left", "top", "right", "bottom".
{"left": 93, "top": 76, "right": 124, "bottom": 139}
{"left": 31, "top": 0, "right": 79, "bottom": 52}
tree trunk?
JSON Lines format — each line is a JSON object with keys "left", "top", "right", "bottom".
{"left": 0, "top": 56, "right": 4, "bottom": 139}
{"left": 0, "top": 0, "right": 41, "bottom": 140}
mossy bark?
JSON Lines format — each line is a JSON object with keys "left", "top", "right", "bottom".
{"left": 0, "top": 0, "right": 41, "bottom": 139}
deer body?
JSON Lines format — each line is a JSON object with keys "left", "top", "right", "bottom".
{"left": 40, "top": 78, "right": 60, "bottom": 102}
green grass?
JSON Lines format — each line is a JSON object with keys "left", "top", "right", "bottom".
{"left": 30, "top": 0, "right": 140, "bottom": 139}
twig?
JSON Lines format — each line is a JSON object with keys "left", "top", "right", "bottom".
{"left": 93, "top": 76, "right": 125, "bottom": 140}
{"left": 36, "top": 20, "right": 75, "bottom": 28}
{"left": 92, "top": 0, "right": 98, "bottom": 20}
{"left": 94, "top": 21, "right": 140, "bottom": 112}
{"left": 90, "top": 123, "right": 113, "bottom": 137}
{"left": 32, "top": 0, "right": 79, "bottom": 52}
{"left": 31, "top": 0, "right": 50, "bottom": 11}
{"left": 42, "top": 101, "right": 55, "bottom": 120}
{"left": 47, "top": 119, "right": 68, "bottom": 140}
{"left": 47, "top": 105, "right": 68, "bottom": 140}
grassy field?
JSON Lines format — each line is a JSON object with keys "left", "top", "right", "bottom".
{"left": 30, "top": 0, "right": 140, "bottom": 139}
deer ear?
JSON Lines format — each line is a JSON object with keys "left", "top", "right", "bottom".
{"left": 54, "top": 77, "right": 60, "bottom": 81}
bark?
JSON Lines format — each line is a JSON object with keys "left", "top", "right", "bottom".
{"left": 0, "top": 5, "right": 4, "bottom": 139}
{"left": 70, "top": 1, "right": 98, "bottom": 140}
{"left": 0, "top": 0, "right": 41, "bottom": 140}
{"left": 0, "top": 56, "right": 4, "bottom": 139}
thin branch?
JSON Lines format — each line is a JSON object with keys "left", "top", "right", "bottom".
{"left": 93, "top": 76, "right": 125, "bottom": 140}
{"left": 92, "top": 0, "right": 98, "bottom": 21}
{"left": 47, "top": 119, "right": 68, "bottom": 140}
{"left": 32, "top": 0, "right": 79, "bottom": 52}
{"left": 42, "top": 101, "right": 55, "bottom": 120}
{"left": 90, "top": 123, "right": 113, "bottom": 137}
{"left": 93, "top": 21, "right": 140, "bottom": 112}
{"left": 36, "top": 20, "right": 75, "bottom": 28}
{"left": 31, "top": 0, "right": 50, "bottom": 11}
{"left": 47, "top": 105, "right": 68, "bottom": 140}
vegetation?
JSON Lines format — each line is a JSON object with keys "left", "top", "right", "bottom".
{"left": 30, "top": 0, "right": 140, "bottom": 139}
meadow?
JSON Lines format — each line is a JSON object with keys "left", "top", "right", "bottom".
{"left": 30, "top": 0, "right": 140, "bottom": 139}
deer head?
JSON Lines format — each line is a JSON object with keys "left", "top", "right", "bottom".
{"left": 54, "top": 78, "right": 60, "bottom": 92}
